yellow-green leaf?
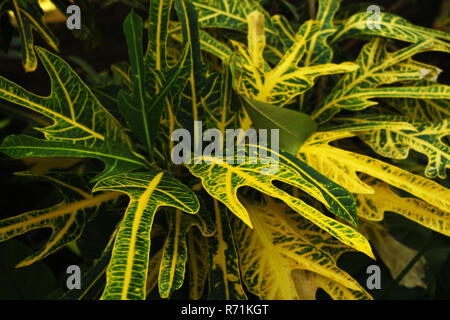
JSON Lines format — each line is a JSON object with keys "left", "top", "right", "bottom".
{"left": 233, "top": 197, "right": 371, "bottom": 299}
{"left": 234, "top": 17, "right": 358, "bottom": 106}
{"left": 353, "top": 116, "right": 450, "bottom": 179}
{"left": 187, "top": 228, "right": 209, "bottom": 300}
{"left": 158, "top": 205, "right": 214, "bottom": 298}
{"left": 9, "top": 0, "right": 59, "bottom": 72}
{"left": 187, "top": 146, "right": 374, "bottom": 258}
{"left": 356, "top": 178, "right": 450, "bottom": 237}
{"left": 208, "top": 200, "right": 247, "bottom": 299}
{"left": 333, "top": 11, "right": 450, "bottom": 52}
{"left": 300, "top": 132, "right": 450, "bottom": 213}
{"left": 0, "top": 47, "right": 147, "bottom": 180}
{"left": 311, "top": 38, "right": 449, "bottom": 123}
{"left": 92, "top": 172, "right": 199, "bottom": 300}
{"left": 0, "top": 173, "right": 119, "bottom": 267}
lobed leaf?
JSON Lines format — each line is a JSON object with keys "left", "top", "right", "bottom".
{"left": 0, "top": 47, "right": 147, "bottom": 180}
{"left": 233, "top": 197, "right": 371, "bottom": 299}
{"left": 186, "top": 146, "right": 373, "bottom": 257}
{"left": 0, "top": 172, "right": 120, "bottom": 267}
{"left": 92, "top": 172, "right": 199, "bottom": 300}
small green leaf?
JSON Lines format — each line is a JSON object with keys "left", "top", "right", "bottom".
{"left": 241, "top": 96, "right": 317, "bottom": 155}
{"left": 0, "top": 118, "right": 10, "bottom": 129}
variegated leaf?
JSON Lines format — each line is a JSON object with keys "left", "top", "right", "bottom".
{"left": 302, "top": 0, "right": 342, "bottom": 66}
{"left": 159, "top": 205, "right": 214, "bottom": 298}
{"left": 119, "top": 11, "right": 177, "bottom": 154}
{"left": 298, "top": 0, "right": 344, "bottom": 110}
{"left": 145, "top": 248, "right": 164, "bottom": 297}
{"left": 0, "top": 47, "right": 147, "bottom": 180}
{"left": 333, "top": 11, "right": 450, "bottom": 52}
{"left": 386, "top": 97, "right": 450, "bottom": 122}
{"left": 208, "top": 199, "right": 247, "bottom": 299}
{"left": 92, "top": 172, "right": 200, "bottom": 300}
{"left": 187, "top": 146, "right": 374, "bottom": 258}
{"left": 173, "top": 0, "right": 221, "bottom": 128}
{"left": 352, "top": 116, "right": 450, "bottom": 179}
{"left": 356, "top": 178, "right": 450, "bottom": 237}
{"left": 300, "top": 132, "right": 450, "bottom": 214}
{"left": 0, "top": 172, "right": 120, "bottom": 267}
{"left": 311, "top": 37, "right": 450, "bottom": 123}
{"left": 234, "top": 13, "right": 358, "bottom": 106}
{"left": 8, "top": 0, "right": 59, "bottom": 72}
{"left": 233, "top": 197, "right": 371, "bottom": 299}
{"left": 187, "top": 227, "right": 210, "bottom": 299}
{"left": 189, "top": 0, "right": 273, "bottom": 34}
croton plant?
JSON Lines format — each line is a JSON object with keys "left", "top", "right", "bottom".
{"left": 0, "top": 0, "right": 449, "bottom": 300}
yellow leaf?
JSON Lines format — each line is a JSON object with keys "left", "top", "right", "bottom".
{"left": 233, "top": 197, "right": 372, "bottom": 299}
{"left": 356, "top": 178, "right": 450, "bottom": 236}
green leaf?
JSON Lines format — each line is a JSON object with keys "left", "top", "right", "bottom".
{"left": 241, "top": 96, "right": 317, "bottom": 155}
{"left": 173, "top": 0, "right": 221, "bottom": 127}
{"left": 385, "top": 96, "right": 450, "bottom": 122}
{"left": 119, "top": 10, "right": 190, "bottom": 156}
{"left": 119, "top": 11, "right": 152, "bottom": 151}
{"left": 8, "top": 0, "right": 59, "bottom": 72}
{"left": 0, "top": 172, "right": 120, "bottom": 267}
{"left": 0, "top": 135, "right": 147, "bottom": 181}
{"left": 297, "top": 0, "right": 343, "bottom": 110}
{"left": 179, "top": 0, "right": 275, "bottom": 35}
{"left": 0, "top": 47, "right": 148, "bottom": 180}
{"left": 303, "top": 0, "right": 342, "bottom": 66}
{"left": 187, "top": 227, "right": 209, "bottom": 299}
{"left": 202, "top": 58, "right": 239, "bottom": 132}
{"left": 92, "top": 172, "right": 200, "bottom": 300}
{"left": 158, "top": 205, "right": 214, "bottom": 298}
{"left": 208, "top": 200, "right": 247, "bottom": 299}
{"left": 145, "top": 247, "right": 164, "bottom": 298}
